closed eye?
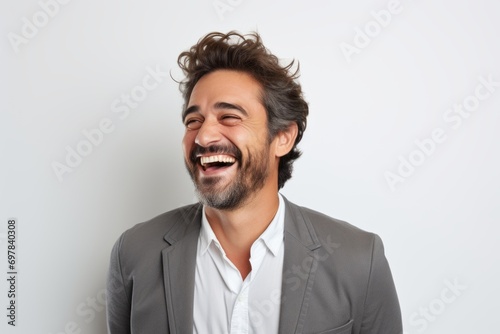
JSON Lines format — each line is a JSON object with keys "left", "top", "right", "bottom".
{"left": 220, "top": 114, "right": 241, "bottom": 125}
{"left": 185, "top": 118, "right": 203, "bottom": 130}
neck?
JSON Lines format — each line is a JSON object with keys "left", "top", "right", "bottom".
{"left": 204, "top": 187, "right": 280, "bottom": 279}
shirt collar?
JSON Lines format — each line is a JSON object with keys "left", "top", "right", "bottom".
{"left": 198, "top": 193, "right": 285, "bottom": 257}
{"left": 199, "top": 207, "right": 218, "bottom": 255}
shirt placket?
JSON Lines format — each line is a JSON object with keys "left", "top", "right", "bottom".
{"left": 230, "top": 282, "right": 249, "bottom": 334}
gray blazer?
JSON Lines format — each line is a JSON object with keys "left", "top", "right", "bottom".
{"left": 107, "top": 197, "right": 402, "bottom": 333}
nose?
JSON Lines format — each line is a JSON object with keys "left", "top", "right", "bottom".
{"left": 195, "top": 119, "right": 222, "bottom": 147}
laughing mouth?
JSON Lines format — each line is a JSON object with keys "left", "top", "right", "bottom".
{"left": 198, "top": 154, "right": 236, "bottom": 171}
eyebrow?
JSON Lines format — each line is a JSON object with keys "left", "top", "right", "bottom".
{"left": 182, "top": 101, "right": 248, "bottom": 121}
{"left": 213, "top": 102, "right": 248, "bottom": 116}
{"left": 182, "top": 105, "right": 199, "bottom": 121}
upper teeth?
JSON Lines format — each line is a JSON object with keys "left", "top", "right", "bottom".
{"left": 200, "top": 155, "right": 236, "bottom": 166}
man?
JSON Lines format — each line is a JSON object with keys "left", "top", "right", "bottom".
{"left": 106, "top": 31, "right": 402, "bottom": 334}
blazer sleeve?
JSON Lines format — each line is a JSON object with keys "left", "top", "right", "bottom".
{"left": 360, "top": 234, "right": 403, "bottom": 334}
{"left": 106, "top": 234, "right": 131, "bottom": 334}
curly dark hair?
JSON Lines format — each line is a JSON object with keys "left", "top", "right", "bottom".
{"left": 177, "top": 31, "right": 309, "bottom": 189}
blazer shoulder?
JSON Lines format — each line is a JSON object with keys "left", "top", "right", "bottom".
{"left": 129, "top": 203, "right": 201, "bottom": 236}
{"left": 288, "top": 201, "right": 381, "bottom": 255}
{"left": 114, "top": 203, "right": 202, "bottom": 258}
{"left": 293, "top": 202, "right": 375, "bottom": 237}
{"left": 288, "top": 201, "right": 392, "bottom": 286}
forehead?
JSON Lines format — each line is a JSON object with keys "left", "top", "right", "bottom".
{"left": 187, "top": 70, "right": 263, "bottom": 108}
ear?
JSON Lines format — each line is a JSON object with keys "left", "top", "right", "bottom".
{"left": 274, "top": 123, "right": 298, "bottom": 158}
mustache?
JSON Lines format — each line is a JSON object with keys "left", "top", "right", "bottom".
{"left": 189, "top": 144, "right": 242, "bottom": 163}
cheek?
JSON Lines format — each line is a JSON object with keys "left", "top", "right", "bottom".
{"left": 226, "top": 127, "right": 267, "bottom": 148}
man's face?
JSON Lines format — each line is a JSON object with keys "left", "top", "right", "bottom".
{"left": 182, "top": 70, "right": 278, "bottom": 210}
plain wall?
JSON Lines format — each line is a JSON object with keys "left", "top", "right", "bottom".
{"left": 1, "top": 0, "right": 499, "bottom": 333}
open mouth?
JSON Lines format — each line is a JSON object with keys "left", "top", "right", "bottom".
{"left": 198, "top": 154, "right": 236, "bottom": 171}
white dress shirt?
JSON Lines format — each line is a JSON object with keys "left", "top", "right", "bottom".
{"left": 193, "top": 194, "right": 285, "bottom": 334}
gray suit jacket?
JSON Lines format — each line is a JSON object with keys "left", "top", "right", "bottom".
{"left": 107, "top": 197, "right": 402, "bottom": 334}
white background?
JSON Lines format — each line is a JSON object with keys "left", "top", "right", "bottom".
{"left": 1, "top": 0, "right": 499, "bottom": 333}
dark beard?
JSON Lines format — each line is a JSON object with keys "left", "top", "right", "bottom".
{"left": 185, "top": 143, "right": 269, "bottom": 210}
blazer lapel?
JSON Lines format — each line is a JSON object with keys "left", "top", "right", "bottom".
{"left": 279, "top": 198, "right": 322, "bottom": 334}
{"left": 161, "top": 204, "right": 202, "bottom": 334}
